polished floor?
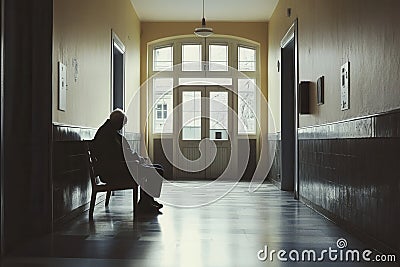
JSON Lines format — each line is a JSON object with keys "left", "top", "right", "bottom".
{"left": 1, "top": 182, "right": 396, "bottom": 267}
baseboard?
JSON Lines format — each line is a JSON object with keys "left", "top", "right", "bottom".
{"left": 268, "top": 178, "right": 281, "bottom": 189}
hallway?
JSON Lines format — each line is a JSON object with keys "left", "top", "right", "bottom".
{"left": 2, "top": 181, "right": 393, "bottom": 267}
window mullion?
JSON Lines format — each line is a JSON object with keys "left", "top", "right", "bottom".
{"left": 149, "top": 37, "right": 260, "bottom": 138}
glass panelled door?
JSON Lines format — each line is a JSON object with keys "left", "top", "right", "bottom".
{"left": 206, "top": 89, "right": 231, "bottom": 179}
{"left": 175, "top": 86, "right": 232, "bottom": 179}
{"left": 176, "top": 88, "right": 205, "bottom": 179}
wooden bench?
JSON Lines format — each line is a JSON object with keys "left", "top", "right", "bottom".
{"left": 85, "top": 141, "right": 139, "bottom": 220}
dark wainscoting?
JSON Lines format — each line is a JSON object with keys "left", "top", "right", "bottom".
{"left": 52, "top": 123, "right": 141, "bottom": 225}
{"left": 267, "top": 133, "right": 281, "bottom": 187}
{"left": 52, "top": 124, "right": 97, "bottom": 225}
{"left": 267, "top": 109, "right": 400, "bottom": 255}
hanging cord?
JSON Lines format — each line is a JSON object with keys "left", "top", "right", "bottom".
{"left": 202, "top": 0, "right": 205, "bottom": 19}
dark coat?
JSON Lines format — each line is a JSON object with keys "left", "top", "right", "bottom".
{"left": 92, "top": 119, "right": 139, "bottom": 180}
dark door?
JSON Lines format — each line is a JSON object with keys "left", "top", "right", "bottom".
{"left": 280, "top": 38, "right": 295, "bottom": 191}
{"left": 112, "top": 34, "right": 125, "bottom": 110}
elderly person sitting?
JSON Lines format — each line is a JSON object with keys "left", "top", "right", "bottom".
{"left": 92, "top": 109, "right": 163, "bottom": 214}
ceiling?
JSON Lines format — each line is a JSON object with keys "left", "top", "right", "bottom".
{"left": 130, "top": 0, "right": 279, "bottom": 22}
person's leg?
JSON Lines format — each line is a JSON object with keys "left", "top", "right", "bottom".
{"left": 139, "top": 188, "right": 154, "bottom": 205}
{"left": 140, "top": 164, "right": 164, "bottom": 208}
{"left": 135, "top": 165, "right": 162, "bottom": 213}
{"left": 99, "top": 162, "right": 162, "bottom": 213}
{"left": 138, "top": 165, "right": 164, "bottom": 206}
{"left": 100, "top": 163, "right": 135, "bottom": 186}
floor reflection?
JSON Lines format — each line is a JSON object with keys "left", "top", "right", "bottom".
{"left": 1, "top": 182, "right": 395, "bottom": 267}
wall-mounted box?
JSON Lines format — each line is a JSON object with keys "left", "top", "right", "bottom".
{"left": 317, "top": 76, "right": 324, "bottom": 105}
{"left": 299, "top": 81, "right": 311, "bottom": 114}
{"left": 58, "top": 62, "right": 66, "bottom": 111}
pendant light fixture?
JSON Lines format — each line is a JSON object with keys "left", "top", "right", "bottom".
{"left": 194, "top": 0, "right": 213, "bottom": 37}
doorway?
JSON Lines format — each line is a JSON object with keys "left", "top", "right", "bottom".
{"left": 111, "top": 32, "right": 125, "bottom": 110}
{"left": 0, "top": 0, "right": 3, "bottom": 254}
{"left": 174, "top": 86, "right": 232, "bottom": 180}
{"left": 280, "top": 21, "right": 299, "bottom": 198}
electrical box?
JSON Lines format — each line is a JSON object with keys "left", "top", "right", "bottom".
{"left": 341, "top": 62, "right": 350, "bottom": 110}
{"left": 299, "top": 81, "right": 311, "bottom": 114}
{"left": 317, "top": 76, "right": 324, "bottom": 105}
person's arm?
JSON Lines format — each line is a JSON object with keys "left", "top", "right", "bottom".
{"left": 121, "top": 134, "right": 143, "bottom": 163}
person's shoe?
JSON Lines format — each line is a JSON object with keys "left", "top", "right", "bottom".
{"left": 152, "top": 200, "right": 163, "bottom": 209}
{"left": 137, "top": 201, "right": 161, "bottom": 214}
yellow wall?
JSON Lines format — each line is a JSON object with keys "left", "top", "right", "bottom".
{"left": 268, "top": 0, "right": 400, "bottom": 132}
{"left": 53, "top": 0, "right": 141, "bottom": 131}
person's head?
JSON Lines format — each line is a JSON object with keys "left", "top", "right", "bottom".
{"left": 109, "top": 108, "right": 127, "bottom": 130}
